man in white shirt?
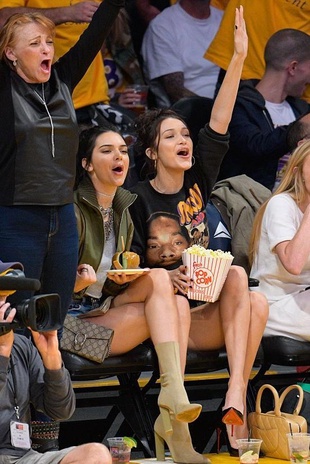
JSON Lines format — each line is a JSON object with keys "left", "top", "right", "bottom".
{"left": 141, "top": 0, "right": 223, "bottom": 106}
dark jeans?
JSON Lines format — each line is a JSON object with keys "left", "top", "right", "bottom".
{"left": 0, "top": 204, "right": 78, "bottom": 325}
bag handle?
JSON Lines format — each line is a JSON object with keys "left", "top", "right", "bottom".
{"left": 255, "top": 383, "right": 282, "bottom": 416}
{"left": 279, "top": 384, "right": 304, "bottom": 415}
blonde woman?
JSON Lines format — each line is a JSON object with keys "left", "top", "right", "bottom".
{"left": 250, "top": 139, "right": 310, "bottom": 341}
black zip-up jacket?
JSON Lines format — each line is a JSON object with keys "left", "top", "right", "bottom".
{"left": 0, "top": 0, "right": 124, "bottom": 206}
{"left": 218, "top": 79, "right": 310, "bottom": 190}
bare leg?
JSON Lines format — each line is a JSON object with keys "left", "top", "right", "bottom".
{"left": 84, "top": 268, "right": 190, "bottom": 369}
{"left": 188, "top": 266, "right": 268, "bottom": 444}
{"left": 83, "top": 268, "right": 200, "bottom": 432}
{"left": 230, "top": 291, "right": 269, "bottom": 443}
{"left": 61, "top": 442, "right": 111, "bottom": 464}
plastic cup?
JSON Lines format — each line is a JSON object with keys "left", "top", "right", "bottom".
{"left": 236, "top": 439, "right": 262, "bottom": 464}
{"left": 125, "top": 84, "right": 148, "bottom": 115}
{"left": 287, "top": 433, "right": 310, "bottom": 463}
{"left": 107, "top": 437, "right": 131, "bottom": 463}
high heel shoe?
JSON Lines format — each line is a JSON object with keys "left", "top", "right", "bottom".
{"left": 222, "top": 407, "right": 244, "bottom": 426}
{"left": 154, "top": 414, "right": 211, "bottom": 464}
{"left": 155, "top": 342, "right": 202, "bottom": 433}
{"left": 216, "top": 423, "right": 238, "bottom": 457}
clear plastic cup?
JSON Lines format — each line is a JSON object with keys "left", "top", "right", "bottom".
{"left": 236, "top": 439, "right": 262, "bottom": 464}
{"left": 287, "top": 433, "right": 310, "bottom": 463}
{"left": 125, "top": 84, "right": 148, "bottom": 115}
{"left": 107, "top": 437, "right": 131, "bottom": 463}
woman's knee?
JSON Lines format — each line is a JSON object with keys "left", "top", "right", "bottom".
{"left": 149, "top": 267, "right": 174, "bottom": 290}
{"left": 250, "top": 291, "right": 269, "bottom": 323}
{"left": 223, "top": 265, "right": 248, "bottom": 294}
{"left": 225, "top": 266, "right": 248, "bottom": 288}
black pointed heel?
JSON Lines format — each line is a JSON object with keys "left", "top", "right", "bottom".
{"left": 216, "top": 424, "right": 238, "bottom": 457}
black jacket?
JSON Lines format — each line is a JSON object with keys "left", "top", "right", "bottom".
{"left": 218, "top": 80, "right": 310, "bottom": 190}
{"left": 0, "top": 0, "right": 124, "bottom": 206}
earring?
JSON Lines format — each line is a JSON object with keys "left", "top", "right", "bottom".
{"left": 192, "top": 156, "right": 196, "bottom": 167}
{"left": 153, "top": 158, "right": 157, "bottom": 171}
{"left": 13, "top": 60, "right": 17, "bottom": 67}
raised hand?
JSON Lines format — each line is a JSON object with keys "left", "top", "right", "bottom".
{"left": 70, "top": 1, "right": 99, "bottom": 23}
{"left": 31, "top": 329, "right": 62, "bottom": 370}
{"left": 234, "top": 6, "right": 248, "bottom": 60}
{"left": 0, "top": 297, "right": 16, "bottom": 357}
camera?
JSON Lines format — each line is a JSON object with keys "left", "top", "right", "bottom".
{"left": 3, "top": 294, "right": 62, "bottom": 333}
{"left": 0, "top": 270, "right": 62, "bottom": 335}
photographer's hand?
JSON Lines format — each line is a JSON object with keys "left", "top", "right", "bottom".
{"left": 0, "top": 296, "right": 16, "bottom": 357}
{"left": 31, "top": 330, "right": 62, "bottom": 371}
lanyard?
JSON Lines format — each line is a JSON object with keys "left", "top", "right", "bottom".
{"left": 9, "top": 356, "right": 20, "bottom": 420}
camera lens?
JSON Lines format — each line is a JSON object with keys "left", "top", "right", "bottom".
{"left": 35, "top": 298, "right": 50, "bottom": 330}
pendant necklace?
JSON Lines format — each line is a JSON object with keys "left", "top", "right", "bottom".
{"left": 99, "top": 205, "right": 114, "bottom": 238}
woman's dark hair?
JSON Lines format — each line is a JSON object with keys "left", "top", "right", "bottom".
{"left": 75, "top": 124, "right": 124, "bottom": 189}
{"left": 134, "top": 108, "right": 187, "bottom": 178}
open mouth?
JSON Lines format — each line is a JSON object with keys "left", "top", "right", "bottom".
{"left": 40, "top": 59, "right": 51, "bottom": 72}
{"left": 177, "top": 149, "right": 189, "bottom": 157}
{"left": 112, "top": 165, "right": 124, "bottom": 174}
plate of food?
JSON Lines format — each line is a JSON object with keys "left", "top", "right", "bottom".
{"left": 107, "top": 268, "right": 150, "bottom": 276}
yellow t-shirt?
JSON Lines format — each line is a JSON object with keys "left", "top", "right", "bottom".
{"left": 2, "top": 0, "right": 110, "bottom": 108}
{"left": 205, "top": 0, "right": 310, "bottom": 102}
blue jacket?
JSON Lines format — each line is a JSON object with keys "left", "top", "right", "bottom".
{"left": 218, "top": 80, "right": 310, "bottom": 190}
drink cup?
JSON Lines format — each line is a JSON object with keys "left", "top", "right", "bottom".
{"left": 125, "top": 84, "right": 148, "bottom": 115}
{"left": 107, "top": 437, "right": 131, "bottom": 463}
{"left": 236, "top": 439, "right": 262, "bottom": 464}
{"left": 287, "top": 433, "right": 310, "bottom": 463}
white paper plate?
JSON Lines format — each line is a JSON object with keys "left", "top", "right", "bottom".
{"left": 107, "top": 268, "right": 150, "bottom": 276}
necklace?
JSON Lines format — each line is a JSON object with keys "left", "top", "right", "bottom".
{"left": 152, "top": 178, "right": 167, "bottom": 194}
{"left": 96, "top": 190, "right": 115, "bottom": 198}
{"left": 99, "top": 205, "right": 113, "bottom": 218}
{"left": 99, "top": 206, "right": 114, "bottom": 239}
{"left": 152, "top": 178, "right": 182, "bottom": 195}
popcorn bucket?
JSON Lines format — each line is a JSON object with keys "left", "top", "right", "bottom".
{"left": 182, "top": 247, "right": 234, "bottom": 302}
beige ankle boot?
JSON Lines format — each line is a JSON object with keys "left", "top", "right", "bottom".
{"left": 154, "top": 414, "right": 210, "bottom": 463}
{"left": 155, "top": 341, "right": 202, "bottom": 433}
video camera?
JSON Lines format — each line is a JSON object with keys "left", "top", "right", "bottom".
{"left": 0, "top": 269, "right": 62, "bottom": 335}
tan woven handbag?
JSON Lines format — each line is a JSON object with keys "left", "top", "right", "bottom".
{"left": 248, "top": 384, "right": 307, "bottom": 460}
{"left": 61, "top": 315, "right": 114, "bottom": 363}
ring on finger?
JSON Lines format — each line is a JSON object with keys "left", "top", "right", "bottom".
{"left": 81, "top": 267, "right": 88, "bottom": 272}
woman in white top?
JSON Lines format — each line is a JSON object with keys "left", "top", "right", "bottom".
{"left": 250, "top": 139, "right": 310, "bottom": 341}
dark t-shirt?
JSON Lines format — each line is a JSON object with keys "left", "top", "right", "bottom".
{"left": 129, "top": 124, "right": 229, "bottom": 269}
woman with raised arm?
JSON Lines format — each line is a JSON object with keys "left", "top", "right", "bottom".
{"left": 71, "top": 125, "right": 209, "bottom": 464}
{"left": 0, "top": 0, "right": 124, "bottom": 451}
{"left": 129, "top": 7, "right": 269, "bottom": 454}
{"left": 0, "top": 0, "right": 123, "bottom": 326}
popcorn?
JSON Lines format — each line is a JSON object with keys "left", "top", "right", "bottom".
{"left": 185, "top": 245, "right": 233, "bottom": 259}
{"left": 182, "top": 245, "right": 234, "bottom": 302}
